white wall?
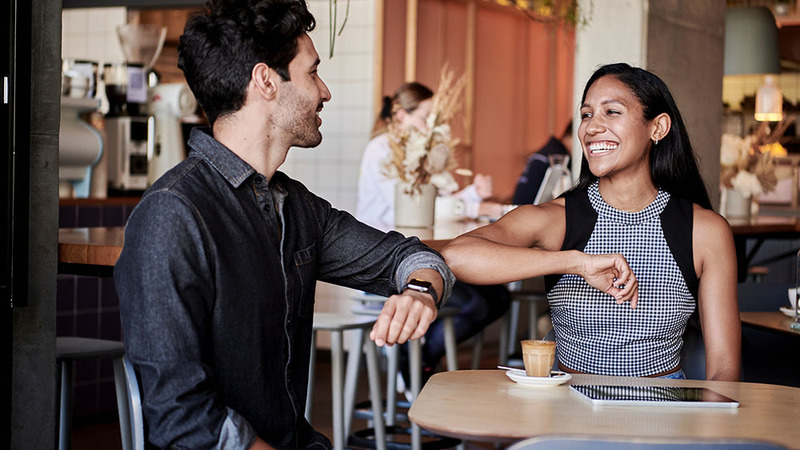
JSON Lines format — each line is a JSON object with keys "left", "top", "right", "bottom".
{"left": 283, "top": 0, "right": 378, "bottom": 216}
{"left": 62, "top": 7, "right": 128, "bottom": 63}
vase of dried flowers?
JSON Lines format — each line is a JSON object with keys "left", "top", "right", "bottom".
{"left": 385, "top": 68, "right": 466, "bottom": 228}
{"left": 394, "top": 182, "right": 437, "bottom": 228}
{"left": 720, "top": 187, "right": 752, "bottom": 220}
{"left": 719, "top": 118, "right": 795, "bottom": 219}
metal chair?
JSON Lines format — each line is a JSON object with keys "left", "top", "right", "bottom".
{"left": 121, "top": 355, "right": 145, "bottom": 450}
{"left": 56, "top": 337, "right": 131, "bottom": 450}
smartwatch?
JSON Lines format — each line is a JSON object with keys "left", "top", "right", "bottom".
{"left": 401, "top": 278, "right": 439, "bottom": 305}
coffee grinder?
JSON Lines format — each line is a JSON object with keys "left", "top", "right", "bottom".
{"left": 104, "top": 24, "right": 166, "bottom": 193}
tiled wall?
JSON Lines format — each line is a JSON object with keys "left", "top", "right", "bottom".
{"left": 281, "top": 0, "right": 377, "bottom": 215}
{"left": 62, "top": 7, "right": 128, "bottom": 63}
{"left": 62, "top": 7, "right": 128, "bottom": 116}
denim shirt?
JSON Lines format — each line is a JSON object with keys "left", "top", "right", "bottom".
{"left": 115, "top": 127, "right": 454, "bottom": 449}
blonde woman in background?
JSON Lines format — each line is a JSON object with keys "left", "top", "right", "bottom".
{"left": 357, "top": 82, "right": 510, "bottom": 380}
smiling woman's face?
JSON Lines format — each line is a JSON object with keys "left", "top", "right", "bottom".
{"left": 578, "top": 75, "right": 657, "bottom": 179}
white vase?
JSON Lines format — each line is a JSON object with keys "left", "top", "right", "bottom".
{"left": 722, "top": 187, "right": 752, "bottom": 220}
{"left": 395, "top": 183, "right": 436, "bottom": 228}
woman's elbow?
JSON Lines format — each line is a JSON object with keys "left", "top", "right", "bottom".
{"left": 441, "top": 241, "right": 468, "bottom": 276}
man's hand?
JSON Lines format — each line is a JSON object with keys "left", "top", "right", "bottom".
{"left": 369, "top": 290, "right": 438, "bottom": 347}
{"left": 580, "top": 253, "right": 639, "bottom": 308}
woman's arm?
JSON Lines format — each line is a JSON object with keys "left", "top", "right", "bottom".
{"left": 441, "top": 201, "right": 639, "bottom": 306}
{"left": 693, "top": 205, "right": 741, "bottom": 381}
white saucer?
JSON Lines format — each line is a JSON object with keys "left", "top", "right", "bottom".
{"left": 780, "top": 306, "right": 796, "bottom": 317}
{"left": 505, "top": 369, "right": 571, "bottom": 387}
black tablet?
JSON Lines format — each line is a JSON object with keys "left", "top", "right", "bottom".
{"left": 570, "top": 384, "right": 739, "bottom": 409}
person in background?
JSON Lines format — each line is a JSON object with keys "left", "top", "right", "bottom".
{"left": 357, "top": 81, "right": 510, "bottom": 379}
{"left": 114, "top": 2, "right": 455, "bottom": 448}
{"left": 443, "top": 63, "right": 741, "bottom": 382}
{"left": 512, "top": 120, "right": 573, "bottom": 205}
{"left": 357, "top": 82, "right": 494, "bottom": 228}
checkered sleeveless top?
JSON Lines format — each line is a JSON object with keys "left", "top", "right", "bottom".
{"left": 547, "top": 181, "right": 696, "bottom": 377}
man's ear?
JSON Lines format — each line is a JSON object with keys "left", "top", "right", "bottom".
{"left": 252, "top": 62, "right": 278, "bottom": 101}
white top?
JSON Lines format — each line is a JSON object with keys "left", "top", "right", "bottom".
{"left": 356, "top": 134, "right": 482, "bottom": 230}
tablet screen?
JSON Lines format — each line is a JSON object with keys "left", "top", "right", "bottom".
{"left": 570, "top": 384, "right": 739, "bottom": 409}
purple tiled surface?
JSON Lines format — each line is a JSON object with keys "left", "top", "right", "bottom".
{"left": 58, "top": 202, "right": 132, "bottom": 420}
{"left": 58, "top": 203, "right": 135, "bottom": 228}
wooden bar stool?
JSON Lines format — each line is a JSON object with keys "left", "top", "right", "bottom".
{"left": 56, "top": 337, "right": 131, "bottom": 450}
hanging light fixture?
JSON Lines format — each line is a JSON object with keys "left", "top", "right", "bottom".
{"left": 724, "top": 6, "right": 783, "bottom": 122}
{"left": 755, "top": 75, "right": 783, "bottom": 122}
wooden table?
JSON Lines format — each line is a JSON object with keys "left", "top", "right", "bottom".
{"left": 728, "top": 215, "right": 800, "bottom": 282}
{"left": 740, "top": 311, "right": 800, "bottom": 337}
{"left": 408, "top": 369, "right": 800, "bottom": 448}
{"left": 58, "top": 227, "right": 125, "bottom": 276}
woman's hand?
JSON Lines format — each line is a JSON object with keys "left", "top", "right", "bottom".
{"left": 580, "top": 253, "right": 639, "bottom": 308}
{"left": 473, "top": 174, "right": 493, "bottom": 199}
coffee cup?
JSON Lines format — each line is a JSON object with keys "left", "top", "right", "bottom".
{"left": 520, "top": 339, "right": 556, "bottom": 377}
{"left": 435, "top": 196, "right": 466, "bottom": 221}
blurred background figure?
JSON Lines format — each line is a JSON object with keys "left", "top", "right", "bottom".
{"left": 357, "top": 82, "right": 493, "bottom": 228}
{"left": 357, "top": 81, "right": 510, "bottom": 379}
{"left": 512, "top": 120, "right": 572, "bottom": 205}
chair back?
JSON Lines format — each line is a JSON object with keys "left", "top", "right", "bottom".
{"left": 507, "top": 435, "right": 789, "bottom": 450}
{"left": 122, "top": 355, "right": 146, "bottom": 450}
{"left": 680, "top": 316, "right": 706, "bottom": 380}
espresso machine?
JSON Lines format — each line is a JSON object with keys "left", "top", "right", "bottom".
{"left": 59, "top": 59, "right": 103, "bottom": 198}
{"left": 104, "top": 24, "right": 166, "bottom": 193}
{"left": 148, "top": 83, "right": 197, "bottom": 185}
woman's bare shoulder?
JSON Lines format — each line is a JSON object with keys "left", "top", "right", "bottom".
{"left": 692, "top": 203, "right": 734, "bottom": 254}
{"left": 692, "top": 203, "right": 731, "bottom": 233}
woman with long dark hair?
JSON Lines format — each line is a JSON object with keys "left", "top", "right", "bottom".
{"left": 443, "top": 63, "right": 740, "bottom": 381}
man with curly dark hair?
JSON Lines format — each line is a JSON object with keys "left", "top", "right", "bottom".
{"left": 115, "top": 1, "right": 454, "bottom": 448}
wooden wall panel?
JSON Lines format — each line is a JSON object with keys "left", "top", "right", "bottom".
{"left": 381, "top": 0, "right": 576, "bottom": 199}
{"left": 473, "top": 8, "right": 529, "bottom": 195}
{"left": 382, "top": 0, "right": 408, "bottom": 103}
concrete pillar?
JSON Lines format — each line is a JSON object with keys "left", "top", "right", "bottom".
{"left": 11, "top": 0, "right": 61, "bottom": 448}
{"left": 647, "top": 0, "right": 726, "bottom": 209}
{"left": 572, "top": 0, "right": 726, "bottom": 210}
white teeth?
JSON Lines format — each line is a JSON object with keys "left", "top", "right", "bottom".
{"left": 589, "top": 142, "right": 617, "bottom": 153}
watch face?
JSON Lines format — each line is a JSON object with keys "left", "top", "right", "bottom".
{"left": 409, "top": 279, "right": 432, "bottom": 291}
{"left": 403, "top": 279, "right": 438, "bottom": 305}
